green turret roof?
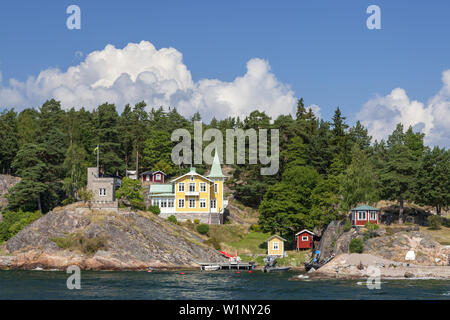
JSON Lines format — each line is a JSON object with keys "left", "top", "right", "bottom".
{"left": 351, "top": 205, "right": 379, "bottom": 211}
{"left": 207, "top": 152, "right": 225, "bottom": 178}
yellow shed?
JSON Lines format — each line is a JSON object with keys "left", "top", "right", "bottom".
{"left": 267, "top": 235, "right": 287, "bottom": 257}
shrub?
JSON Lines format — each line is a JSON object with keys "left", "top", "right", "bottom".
{"left": 349, "top": 238, "right": 363, "bottom": 253}
{"left": 51, "top": 233, "right": 107, "bottom": 255}
{"left": 364, "top": 222, "right": 380, "bottom": 231}
{"left": 130, "top": 199, "right": 146, "bottom": 211}
{"left": 196, "top": 223, "right": 209, "bottom": 235}
{"left": 204, "top": 237, "right": 221, "bottom": 250}
{"left": 250, "top": 224, "right": 261, "bottom": 232}
{"left": 343, "top": 220, "right": 352, "bottom": 232}
{"left": 61, "top": 197, "right": 75, "bottom": 206}
{"left": 0, "top": 210, "right": 42, "bottom": 242}
{"left": 186, "top": 219, "right": 192, "bottom": 224}
{"left": 167, "top": 215, "right": 177, "bottom": 224}
{"left": 148, "top": 205, "right": 160, "bottom": 215}
{"left": 428, "top": 215, "right": 443, "bottom": 230}
{"left": 193, "top": 219, "right": 200, "bottom": 224}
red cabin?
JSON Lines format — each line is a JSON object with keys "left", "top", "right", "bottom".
{"left": 295, "top": 229, "right": 315, "bottom": 250}
{"left": 140, "top": 171, "right": 166, "bottom": 184}
{"left": 351, "top": 205, "right": 380, "bottom": 227}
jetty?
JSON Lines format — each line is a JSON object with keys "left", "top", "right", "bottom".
{"left": 198, "top": 262, "right": 255, "bottom": 271}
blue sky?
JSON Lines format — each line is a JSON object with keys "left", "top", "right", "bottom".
{"left": 0, "top": 0, "right": 449, "bottom": 145}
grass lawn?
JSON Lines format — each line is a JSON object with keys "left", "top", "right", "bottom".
{"left": 419, "top": 226, "right": 450, "bottom": 245}
{"left": 227, "top": 231, "right": 270, "bottom": 255}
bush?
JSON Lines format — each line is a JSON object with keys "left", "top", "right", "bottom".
{"left": 0, "top": 210, "right": 42, "bottom": 242}
{"left": 167, "top": 215, "right": 177, "bottom": 224}
{"left": 250, "top": 224, "right": 261, "bottom": 232}
{"left": 148, "top": 205, "right": 160, "bottom": 215}
{"left": 52, "top": 233, "right": 107, "bottom": 255}
{"left": 204, "top": 237, "right": 221, "bottom": 250}
{"left": 196, "top": 223, "right": 209, "bottom": 235}
{"left": 364, "top": 222, "right": 380, "bottom": 231}
{"left": 193, "top": 219, "right": 200, "bottom": 224}
{"left": 349, "top": 238, "right": 363, "bottom": 253}
{"left": 130, "top": 199, "right": 146, "bottom": 211}
{"left": 343, "top": 220, "right": 352, "bottom": 232}
{"left": 61, "top": 197, "right": 75, "bottom": 206}
{"left": 428, "top": 215, "right": 443, "bottom": 230}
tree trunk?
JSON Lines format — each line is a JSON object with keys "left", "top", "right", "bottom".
{"left": 437, "top": 205, "right": 441, "bottom": 215}
{"left": 135, "top": 147, "right": 139, "bottom": 177}
{"left": 37, "top": 194, "right": 42, "bottom": 213}
{"left": 398, "top": 199, "right": 404, "bottom": 224}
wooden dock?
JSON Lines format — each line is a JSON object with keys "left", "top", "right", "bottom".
{"left": 198, "top": 262, "right": 256, "bottom": 271}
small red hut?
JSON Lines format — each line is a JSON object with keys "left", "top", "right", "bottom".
{"left": 295, "top": 229, "right": 315, "bottom": 250}
{"left": 350, "top": 205, "right": 380, "bottom": 227}
{"left": 140, "top": 171, "right": 166, "bottom": 184}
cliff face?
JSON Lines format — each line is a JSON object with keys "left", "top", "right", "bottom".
{"left": 1, "top": 203, "right": 226, "bottom": 270}
{"left": 0, "top": 174, "right": 20, "bottom": 211}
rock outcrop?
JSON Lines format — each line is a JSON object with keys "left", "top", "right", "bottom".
{"left": 0, "top": 174, "right": 20, "bottom": 210}
{"left": 1, "top": 203, "right": 226, "bottom": 270}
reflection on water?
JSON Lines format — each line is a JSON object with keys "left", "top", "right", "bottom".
{"left": 0, "top": 270, "right": 449, "bottom": 300}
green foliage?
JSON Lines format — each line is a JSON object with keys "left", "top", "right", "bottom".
{"left": 364, "top": 222, "right": 380, "bottom": 231}
{"left": 196, "top": 223, "right": 210, "bottom": 235}
{"left": 148, "top": 205, "right": 160, "bottom": 215}
{"left": 115, "top": 177, "right": 144, "bottom": 208}
{"left": 78, "top": 187, "right": 94, "bottom": 203}
{"left": 193, "top": 219, "right": 200, "bottom": 224}
{"left": 349, "top": 238, "right": 363, "bottom": 253}
{"left": 343, "top": 220, "right": 352, "bottom": 232}
{"left": 250, "top": 224, "right": 261, "bottom": 232}
{"left": 51, "top": 233, "right": 107, "bottom": 255}
{"left": 0, "top": 210, "right": 42, "bottom": 241}
{"left": 167, "top": 215, "right": 177, "bottom": 224}
{"left": 428, "top": 215, "right": 443, "bottom": 230}
{"left": 204, "top": 237, "right": 221, "bottom": 250}
{"left": 61, "top": 197, "right": 75, "bottom": 206}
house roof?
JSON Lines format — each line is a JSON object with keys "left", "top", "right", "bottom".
{"left": 140, "top": 170, "right": 166, "bottom": 176}
{"left": 170, "top": 167, "right": 214, "bottom": 183}
{"left": 207, "top": 151, "right": 225, "bottom": 178}
{"left": 295, "top": 229, "right": 315, "bottom": 236}
{"left": 351, "top": 205, "right": 379, "bottom": 211}
{"left": 149, "top": 184, "right": 173, "bottom": 194}
{"left": 266, "top": 235, "right": 287, "bottom": 242}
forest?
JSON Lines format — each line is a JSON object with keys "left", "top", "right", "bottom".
{"left": 0, "top": 98, "right": 449, "bottom": 239}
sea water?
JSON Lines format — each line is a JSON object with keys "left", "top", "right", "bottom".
{"left": 0, "top": 270, "right": 449, "bottom": 300}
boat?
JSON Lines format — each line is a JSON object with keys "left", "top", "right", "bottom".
{"left": 263, "top": 266, "right": 291, "bottom": 273}
{"left": 262, "top": 255, "right": 290, "bottom": 273}
{"left": 203, "top": 265, "right": 220, "bottom": 271}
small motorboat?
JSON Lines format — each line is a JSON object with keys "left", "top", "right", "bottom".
{"left": 262, "top": 255, "right": 290, "bottom": 273}
{"left": 203, "top": 265, "right": 220, "bottom": 271}
{"left": 263, "top": 266, "right": 291, "bottom": 273}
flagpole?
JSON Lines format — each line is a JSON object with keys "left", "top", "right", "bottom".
{"left": 97, "top": 144, "right": 99, "bottom": 170}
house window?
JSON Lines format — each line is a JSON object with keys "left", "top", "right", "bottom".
{"left": 189, "top": 198, "right": 196, "bottom": 208}
{"left": 178, "top": 199, "right": 185, "bottom": 208}
{"left": 168, "top": 199, "right": 174, "bottom": 208}
{"left": 200, "top": 183, "right": 206, "bottom": 192}
{"left": 200, "top": 199, "right": 207, "bottom": 208}
{"left": 214, "top": 183, "right": 218, "bottom": 193}
{"left": 210, "top": 200, "right": 216, "bottom": 209}
{"left": 189, "top": 182, "right": 196, "bottom": 192}
{"left": 190, "top": 175, "right": 194, "bottom": 181}
{"left": 160, "top": 199, "right": 167, "bottom": 208}
{"left": 370, "top": 211, "right": 377, "bottom": 220}
{"left": 178, "top": 183, "right": 185, "bottom": 192}
{"left": 358, "top": 211, "right": 367, "bottom": 220}
{"left": 272, "top": 242, "right": 279, "bottom": 251}
{"left": 152, "top": 199, "right": 160, "bottom": 207}
{"left": 302, "top": 236, "right": 309, "bottom": 241}
{"left": 99, "top": 188, "right": 107, "bottom": 196}
{"left": 156, "top": 174, "right": 161, "bottom": 180}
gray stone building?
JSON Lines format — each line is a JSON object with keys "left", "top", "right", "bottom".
{"left": 87, "top": 167, "right": 121, "bottom": 204}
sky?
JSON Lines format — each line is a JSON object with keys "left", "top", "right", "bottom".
{"left": 0, "top": 0, "right": 449, "bottom": 147}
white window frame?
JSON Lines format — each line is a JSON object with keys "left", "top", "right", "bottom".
{"left": 200, "top": 182, "right": 206, "bottom": 192}
{"left": 210, "top": 199, "right": 216, "bottom": 209}
{"left": 178, "top": 199, "right": 185, "bottom": 208}
{"left": 188, "top": 198, "right": 196, "bottom": 208}
{"left": 214, "top": 183, "right": 218, "bottom": 193}
{"left": 168, "top": 199, "right": 174, "bottom": 208}
{"left": 99, "top": 188, "right": 107, "bottom": 196}
{"left": 178, "top": 183, "right": 185, "bottom": 192}
{"left": 156, "top": 173, "right": 161, "bottom": 180}
{"left": 301, "top": 236, "right": 309, "bottom": 241}
{"left": 160, "top": 199, "right": 167, "bottom": 208}
{"left": 152, "top": 199, "right": 160, "bottom": 207}
{"left": 199, "top": 198, "right": 207, "bottom": 208}
{"left": 272, "top": 241, "right": 279, "bottom": 251}
{"left": 358, "top": 211, "right": 367, "bottom": 220}
{"left": 370, "top": 211, "right": 377, "bottom": 220}
{"left": 189, "top": 182, "right": 196, "bottom": 192}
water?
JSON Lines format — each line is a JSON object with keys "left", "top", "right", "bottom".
{"left": 0, "top": 270, "right": 449, "bottom": 300}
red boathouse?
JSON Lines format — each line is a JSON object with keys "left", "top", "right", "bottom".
{"left": 350, "top": 205, "right": 380, "bottom": 227}
{"left": 295, "top": 229, "right": 315, "bottom": 250}
{"left": 140, "top": 171, "right": 166, "bottom": 184}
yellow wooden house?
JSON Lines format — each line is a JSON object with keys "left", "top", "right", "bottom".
{"left": 267, "top": 235, "right": 287, "bottom": 257}
{"left": 149, "top": 152, "right": 227, "bottom": 224}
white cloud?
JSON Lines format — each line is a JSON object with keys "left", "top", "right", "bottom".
{"left": 307, "top": 104, "right": 321, "bottom": 119}
{"left": 357, "top": 70, "right": 450, "bottom": 147}
{"left": 0, "top": 41, "right": 296, "bottom": 121}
